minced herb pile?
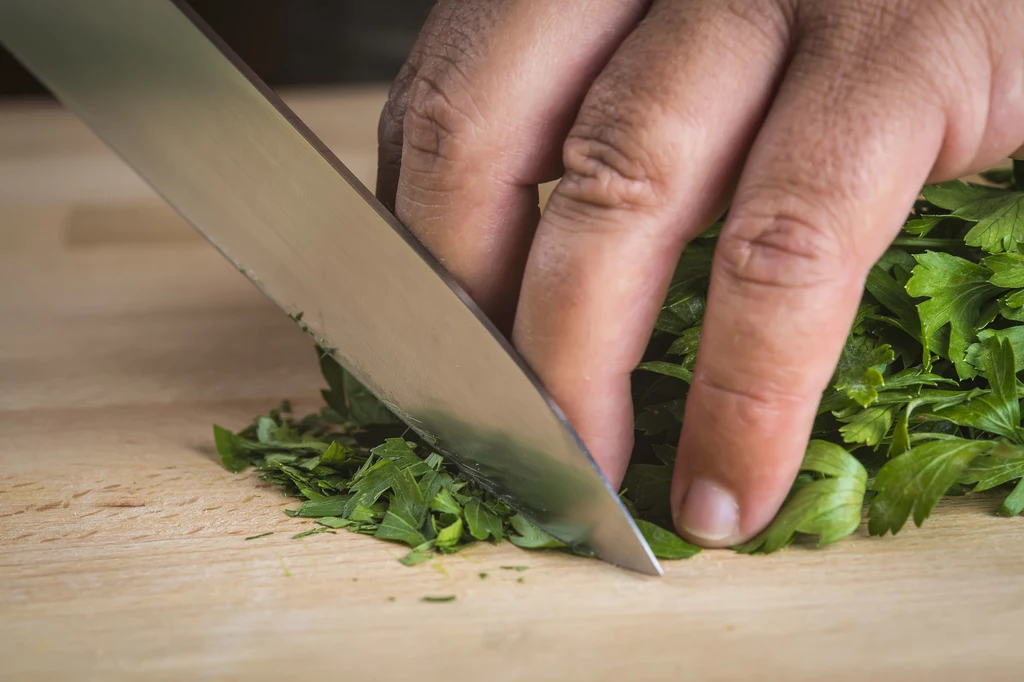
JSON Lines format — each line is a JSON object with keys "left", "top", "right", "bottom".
{"left": 218, "top": 162, "right": 1024, "bottom": 564}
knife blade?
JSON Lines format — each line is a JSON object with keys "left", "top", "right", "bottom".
{"left": 0, "top": 0, "right": 661, "bottom": 575}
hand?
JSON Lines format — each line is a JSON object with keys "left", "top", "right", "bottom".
{"left": 376, "top": 0, "right": 1024, "bottom": 547}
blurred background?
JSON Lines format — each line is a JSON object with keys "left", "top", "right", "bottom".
{"left": 0, "top": 0, "right": 434, "bottom": 97}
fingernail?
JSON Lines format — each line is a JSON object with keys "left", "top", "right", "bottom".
{"left": 676, "top": 478, "right": 739, "bottom": 543}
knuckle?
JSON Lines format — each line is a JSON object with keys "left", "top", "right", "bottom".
{"left": 715, "top": 195, "right": 849, "bottom": 292}
{"left": 693, "top": 371, "right": 802, "bottom": 433}
{"left": 403, "top": 69, "right": 481, "bottom": 163}
{"left": 557, "top": 112, "right": 671, "bottom": 215}
{"left": 719, "top": 0, "right": 794, "bottom": 48}
{"left": 399, "top": 12, "right": 489, "bottom": 169}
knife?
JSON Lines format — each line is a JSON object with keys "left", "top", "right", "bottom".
{"left": 0, "top": 0, "right": 661, "bottom": 575}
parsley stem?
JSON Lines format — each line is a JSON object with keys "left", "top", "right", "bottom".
{"left": 889, "top": 237, "right": 966, "bottom": 249}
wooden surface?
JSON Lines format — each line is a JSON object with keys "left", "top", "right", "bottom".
{"left": 3, "top": 87, "right": 1024, "bottom": 682}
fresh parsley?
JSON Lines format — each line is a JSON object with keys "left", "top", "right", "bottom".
{"left": 217, "top": 163, "right": 1024, "bottom": 565}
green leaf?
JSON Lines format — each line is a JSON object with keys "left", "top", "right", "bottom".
{"left": 508, "top": 515, "right": 566, "bottom": 549}
{"left": 959, "top": 443, "right": 1024, "bottom": 491}
{"left": 429, "top": 487, "right": 463, "bottom": 516}
{"left": 345, "top": 460, "right": 404, "bottom": 513}
{"left": 636, "top": 361, "right": 693, "bottom": 384}
{"left": 214, "top": 425, "right": 250, "bottom": 473}
{"left": 905, "top": 251, "right": 997, "bottom": 379}
{"left": 315, "top": 516, "right": 352, "bottom": 529}
{"left": 984, "top": 252, "right": 1024, "bottom": 287}
{"left": 998, "top": 479, "right": 1024, "bottom": 516}
{"left": 387, "top": 466, "right": 428, "bottom": 531}
{"left": 838, "top": 406, "right": 895, "bottom": 447}
{"left": 967, "top": 327, "right": 1024, "bottom": 373}
{"left": 375, "top": 509, "right": 428, "bottom": 547}
{"left": 371, "top": 439, "right": 428, "bottom": 474}
{"left": 923, "top": 181, "right": 1024, "bottom": 254}
{"left": 320, "top": 441, "right": 353, "bottom": 469}
{"left": 938, "top": 336, "right": 1022, "bottom": 442}
{"left": 621, "top": 463, "right": 672, "bottom": 527}
{"left": 833, "top": 339, "right": 895, "bottom": 407}
{"left": 865, "top": 265, "right": 923, "bottom": 342}
{"left": 399, "top": 550, "right": 433, "bottom": 567}
{"left": 347, "top": 503, "right": 380, "bottom": 523}
{"left": 902, "top": 214, "right": 948, "bottom": 238}
{"left": 634, "top": 519, "right": 701, "bottom": 559}
{"left": 291, "top": 497, "right": 351, "bottom": 518}
{"left": 869, "top": 438, "right": 996, "bottom": 536}
{"left": 434, "top": 516, "right": 463, "bottom": 549}
{"left": 464, "top": 498, "right": 503, "bottom": 542}
{"left": 667, "top": 327, "right": 701, "bottom": 357}
{"left": 256, "top": 416, "right": 277, "bottom": 444}
{"left": 879, "top": 367, "right": 956, "bottom": 392}
{"left": 737, "top": 441, "right": 867, "bottom": 553}
{"left": 319, "top": 352, "right": 401, "bottom": 425}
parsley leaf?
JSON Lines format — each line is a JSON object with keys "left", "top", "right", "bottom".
{"left": 737, "top": 441, "right": 866, "bottom": 553}
{"left": 635, "top": 519, "right": 701, "bottom": 559}
{"left": 923, "top": 181, "right": 1024, "bottom": 254}
{"left": 507, "top": 514, "right": 566, "bottom": 550}
{"left": 905, "top": 251, "right": 997, "bottom": 378}
{"left": 464, "top": 498, "right": 503, "bottom": 542}
{"left": 937, "top": 336, "right": 1022, "bottom": 442}
{"left": 833, "top": 339, "right": 895, "bottom": 407}
{"left": 869, "top": 438, "right": 996, "bottom": 536}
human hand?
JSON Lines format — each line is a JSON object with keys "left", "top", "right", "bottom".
{"left": 376, "top": 0, "right": 1024, "bottom": 546}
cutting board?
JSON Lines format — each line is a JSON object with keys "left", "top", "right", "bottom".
{"left": 2, "top": 87, "right": 1023, "bottom": 682}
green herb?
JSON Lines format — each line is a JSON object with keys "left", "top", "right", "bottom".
{"left": 399, "top": 550, "right": 432, "bottom": 567}
{"left": 500, "top": 565, "right": 528, "bottom": 572}
{"left": 421, "top": 595, "right": 456, "bottom": 603}
{"left": 217, "top": 163, "right": 1024, "bottom": 565}
{"left": 244, "top": 532, "right": 274, "bottom": 541}
{"left": 292, "top": 527, "right": 337, "bottom": 540}
{"left": 634, "top": 519, "right": 701, "bottom": 559}
{"left": 479, "top": 572, "right": 488, "bottom": 579}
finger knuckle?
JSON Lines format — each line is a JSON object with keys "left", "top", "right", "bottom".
{"left": 402, "top": 61, "right": 484, "bottom": 166}
{"left": 715, "top": 196, "right": 849, "bottom": 293}
{"left": 694, "top": 372, "right": 802, "bottom": 433}
{"left": 557, "top": 109, "right": 672, "bottom": 215}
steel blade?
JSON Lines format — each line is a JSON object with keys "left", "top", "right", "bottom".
{"left": 0, "top": 0, "right": 661, "bottom": 575}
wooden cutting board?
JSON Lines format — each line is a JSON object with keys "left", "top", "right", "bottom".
{"left": 2, "top": 87, "right": 1023, "bottom": 682}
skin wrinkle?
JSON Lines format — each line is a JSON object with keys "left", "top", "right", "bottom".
{"left": 379, "top": 0, "right": 1024, "bottom": 546}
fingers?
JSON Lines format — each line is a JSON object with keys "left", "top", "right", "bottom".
{"left": 671, "top": 10, "right": 954, "bottom": 546}
{"left": 377, "top": 0, "right": 648, "bottom": 329}
{"left": 513, "top": 1, "right": 793, "bottom": 486}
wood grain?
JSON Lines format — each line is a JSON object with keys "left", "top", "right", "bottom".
{"left": 2, "top": 88, "right": 1024, "bottom": 682}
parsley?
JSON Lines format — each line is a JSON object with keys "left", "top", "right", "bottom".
{"left": 218, "top": 163, "right": 1024, "bottom": 566}
{"left": 244, "top": 532, "right": 274, "bottom": 541}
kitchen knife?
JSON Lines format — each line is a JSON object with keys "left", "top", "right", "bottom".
{"left": 0, "top": 0, "right": 662, "bottom": 575}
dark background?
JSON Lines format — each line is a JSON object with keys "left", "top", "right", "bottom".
{"left": 0, "top": 0, "right": 435, "bottom": 97}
